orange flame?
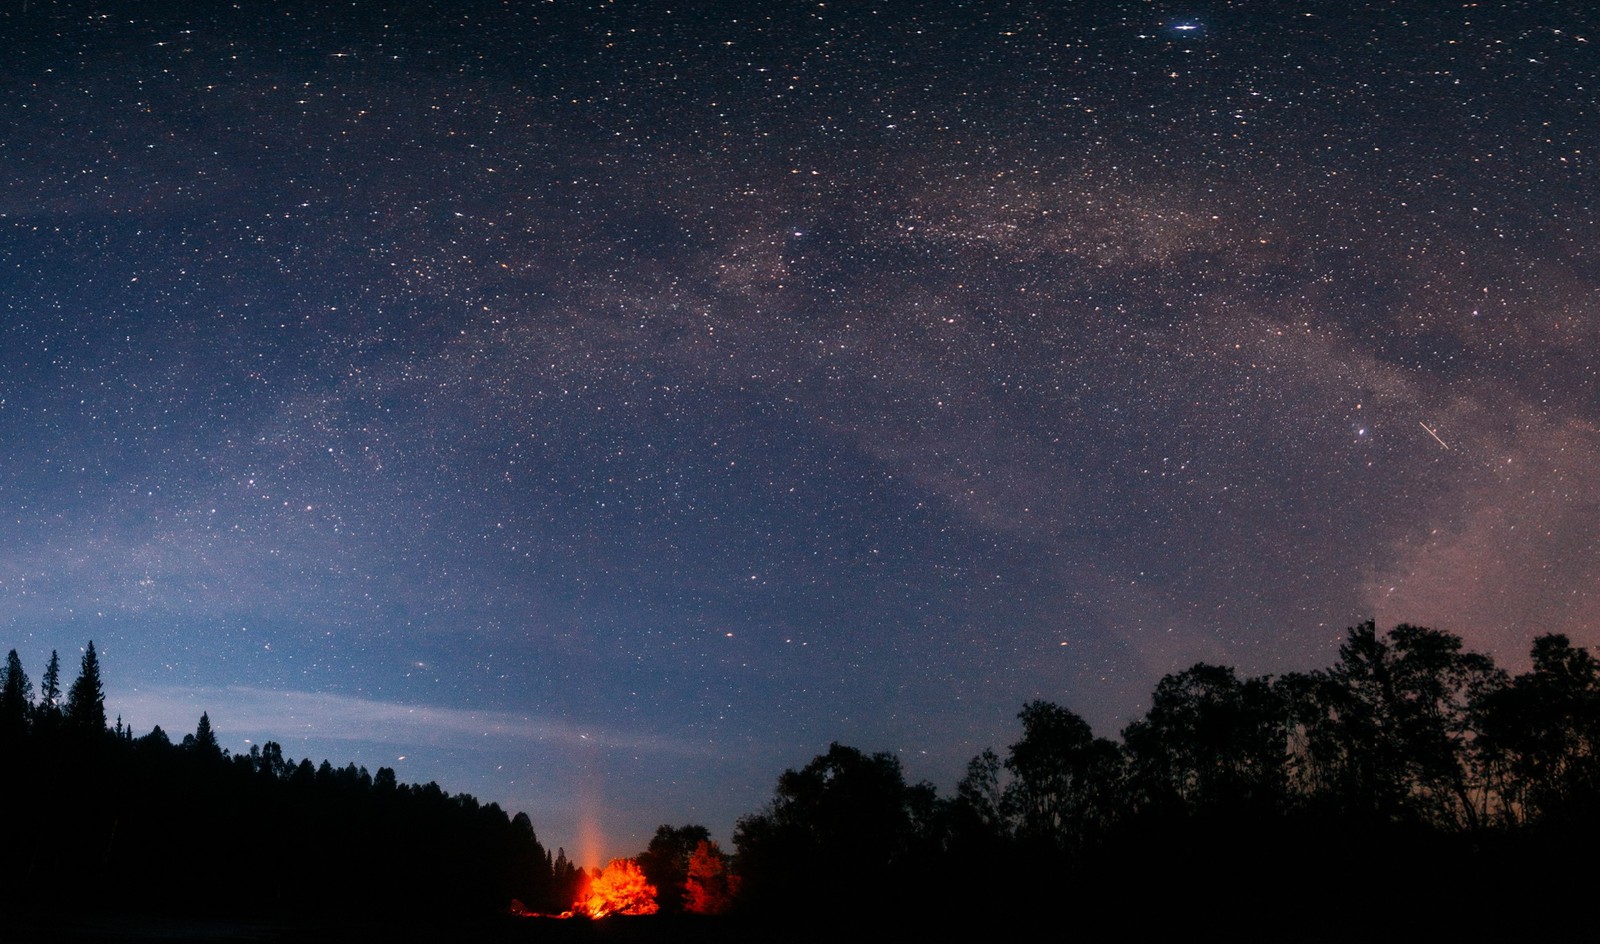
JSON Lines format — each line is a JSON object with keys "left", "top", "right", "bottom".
{"left": 574, "top": 857, "right": 659, "bottom": 918}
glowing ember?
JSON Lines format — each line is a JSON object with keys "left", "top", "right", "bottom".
{"left": 575, "top": 857, "right": 659, "bottom": 917}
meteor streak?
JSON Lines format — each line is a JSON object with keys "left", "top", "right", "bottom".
{"left": 1419, "top": 421, "right": 1450, "bottom": 450}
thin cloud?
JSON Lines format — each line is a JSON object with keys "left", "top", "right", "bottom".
{"left": 114, "top": 685, "right": 708, "bottom": 756}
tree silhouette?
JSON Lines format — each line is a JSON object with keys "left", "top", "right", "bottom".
{"left": 954, "top": 748, "right": 1004, "bottom": 834}
{"left": 1122, "top": 663, "right": 1287, "bottom": 815}
{"left": 259, "top": 741, "right": 288, "bottom": 780}
{"left": 63, "top": 641, "right": 106, "bottom": 736}
{"left": 0, "top": 650, "right": 32, "bottom": 740}
{"left": 9, "top": 622, "right": 1598, "bottom": 929}
{"left": 734, "top": 742, "right": 936, "bottom": 911}
{"left": 636, "top": 823, "right": 711, "bottom": 914}
{"left": 551, "top": 847, "right": 585, "bottom": 907}
{"left": 36, "top": 649, "right": 62, "bottom": 729}
{"left": 1385, "top": 624, "right": 1503, "bottom": 829}
{"left": 192, "top": 712, "right": 221, "bottom": 758}
{"left": 1286, "top": 622, "right": 1502, "bottom": 828}
{"left": 1476, "top": 634, "right": 1600, "bottom": 825}
{"left": 1002, "top": 701, "right": 1123, "bottom": 855}
{"left": 683, "top": 840, "right": 738, "bottom": 915}
{"left": 0, "top": 640, "right": 574, "bottom": 922}
{"left": 942, "top": 746, "right": 1010, "bottom": 903}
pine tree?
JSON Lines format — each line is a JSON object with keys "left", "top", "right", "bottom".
{"left": 37, "top": 650, "right": 62, "bottom": 721}
{"left": 193, "top": 711, "right": 220, "bottom": 756}
{"left": 0, "top": 649, "right": 32, "bottom": 738}
{"left": 64, "top": 641, "right": 106, "bottom": 736}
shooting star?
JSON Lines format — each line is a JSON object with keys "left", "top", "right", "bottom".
{"left": 1419, "top": 421, "right": 1450, "bottom": 450}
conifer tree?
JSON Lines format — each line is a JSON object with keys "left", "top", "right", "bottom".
{"left": 37, "top": 649, "right": 62, "bottom": 722}
{"left": 193, "top": 711, "right": 220, "bottom": 756}
{"left": 0, "top": 649, "right": 32, "bottom": 738}
{"left": 64, "top": 641, "right": 106, "bottom": 735}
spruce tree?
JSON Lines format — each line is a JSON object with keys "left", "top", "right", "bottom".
{"left": 193, "top": 712, "right": 220, "bottom": 756}
{"left": 37, "top": 650, "right": 62, "bottom": 721}
{"left": 64, "top": 641, "right": 106, "bottom": 735}
{"left": 0, "top": 649, "right": 32, "bottom": 738}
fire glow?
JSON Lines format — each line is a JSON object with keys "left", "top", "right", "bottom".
{"left": 511, "top": 857, "right": 659, "bottom": 919}
{"left": 577, "top": 858, "right": 659, "bottom": 918}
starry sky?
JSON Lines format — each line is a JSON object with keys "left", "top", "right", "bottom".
{"left": 3, "top": 0, "right": 1596, "bottom": 865}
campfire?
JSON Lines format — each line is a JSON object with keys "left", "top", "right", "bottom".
{"left": 576, "top": 857, "right": 659, "bottom": 917}
{"left": 511, "top": 857, "right": 658, "bottom": 919}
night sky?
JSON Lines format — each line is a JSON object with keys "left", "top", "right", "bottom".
{"left": 3, "top": 1, "right": 1596, "bottom": 865}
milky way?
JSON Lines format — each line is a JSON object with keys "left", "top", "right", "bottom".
{"left": 2, "top": 1, "right": 1596, "bottom": 863}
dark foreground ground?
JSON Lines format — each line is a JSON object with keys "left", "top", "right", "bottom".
{"left": 21, "top": 914, "right": 820, "bottom": 944}
{"left": 17, "top": 906, "right": 1600, "bottom": 944}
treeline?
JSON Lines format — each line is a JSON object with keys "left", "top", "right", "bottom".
{"left": 0, "top": 643, "right": 585, "bottom": 920}
{"left": 728, "top": 622, "right": 1600, "bottom": 932}
{"left": 7, "top": 624, "right": 1598, "bottom": 932}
